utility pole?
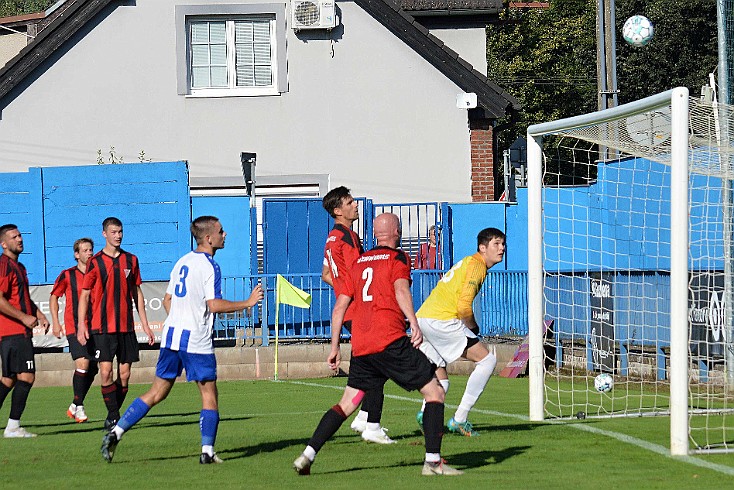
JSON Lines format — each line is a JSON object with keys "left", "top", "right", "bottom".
{"left": 596, "top": 0, "right": 618, "bottom": 160}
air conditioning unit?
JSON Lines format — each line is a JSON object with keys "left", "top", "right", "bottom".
{"left": 291, "top": 0, "right": 338, "bottom": 30}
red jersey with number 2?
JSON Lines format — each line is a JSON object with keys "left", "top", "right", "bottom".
{"left": 344, "top": 246, "right": 411, "bottom": 356}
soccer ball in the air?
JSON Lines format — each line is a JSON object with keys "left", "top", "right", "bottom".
{"left": 594, "top": 373, "right": 614, "bottom": 393}
{"left": 623, "top": 15, "right": 654, "bottom": 47}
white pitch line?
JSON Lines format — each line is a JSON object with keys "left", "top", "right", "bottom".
{"left": 284, "top": 379, "right": 734, "bottom": 476}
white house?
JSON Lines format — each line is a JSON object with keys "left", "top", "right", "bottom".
{"left": 0, "top": 0, "right": 519, "bottom": 203}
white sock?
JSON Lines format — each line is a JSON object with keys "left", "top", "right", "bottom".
{"left": 366, "top": 422, "right": 380, "bottom": 432}
{"left": 112, "top": 425, "right": 125, "bottom": 438}
{"left": 422, "top": 378, "right": 449, "bottom": 412}
{"left": 355, "top": 410, "right": 368, "bottom": 422}
{"left": 454, "top": 353, "right": 496, "bottom": 423}
{"left": 202, "top": 445, "right": 214, "bottom": 456}
{"left": 425, "top": 453, "right": 441, "bottom": 463}
{"left": 304, "top": 445, "right": 317, "bottom": 462}
{"left": 6, "top": 418, "right": 19, "bottom": 430}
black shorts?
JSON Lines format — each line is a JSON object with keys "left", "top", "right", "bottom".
{"left": 91, "top": 332, "right": 140, "bottom": 364}
{"left": 466, "top": 335, "right": 479, "bottom": 350}
{"left": 1, "top": 334, "right": 36, "bottom": 377}
{"left": 348, "top": 337, "right": 436, "bottom": 392}
{"left": 67, "top": 334, "right": 96, "bottom": 361}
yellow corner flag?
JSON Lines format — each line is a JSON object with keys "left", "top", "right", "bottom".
{"left": 276, "top": 274, "right": 312, "bottom": 308}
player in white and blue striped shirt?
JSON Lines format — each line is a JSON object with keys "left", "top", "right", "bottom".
{"left": 101, "top": 216, "right": 263, "bottom": 464}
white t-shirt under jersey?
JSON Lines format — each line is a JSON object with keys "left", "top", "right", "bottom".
{"left": 161, "top": 251, "right": 222, "bottom": 354}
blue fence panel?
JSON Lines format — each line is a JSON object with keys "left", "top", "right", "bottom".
{"left": 0, "top": 168, "right": 45, "bottom": 283}
{"left": 478, "top": 271, "right": 529, "bottom": 336}
{"left": 192, "top": 196, "right": 253, "bottom": 277}
{"left": 42, "top": 162, "right": 190, "bottom": 282}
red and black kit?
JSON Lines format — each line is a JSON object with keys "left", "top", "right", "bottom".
{"left": 82, "top": 250, "right": 142, "bottom": 334}
{"left": 51, "top": 266, "right": 90, "bottom": 336}
{"left": 0, "top": 255, "right": 35, "bottom": 339}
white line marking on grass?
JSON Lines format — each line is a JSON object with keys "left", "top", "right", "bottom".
{"left": 285, "top": 380, "right": 734, "bottom": 476}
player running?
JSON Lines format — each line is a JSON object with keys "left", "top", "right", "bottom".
{"left": 50, "top": 238, "right": 98, "bottom": 423}
{"left": 100, "top": 216, "right": 263, "bottom": 464}
{"left": 294, "top": 213, "right": 462, "bottom": 476}
{"left": 415, "top": 227, "right": 505, "bottom": 436}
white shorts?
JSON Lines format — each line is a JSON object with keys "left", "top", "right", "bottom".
{"left": 417, "top": 317, "right": 477, "bottom": 368}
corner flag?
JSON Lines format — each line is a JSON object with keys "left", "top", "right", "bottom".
{"left": 276, "top": 274, "right": 312, "bottom": 308}
{"left": 274, "top": 275, "right": 312, "bottom": 380}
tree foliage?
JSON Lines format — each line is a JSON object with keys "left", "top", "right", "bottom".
{"left": 488, "top": 0, "right": 718, "bottom": 155}
{"left": 0, "top": 0, "right": 56, "bottom": 18}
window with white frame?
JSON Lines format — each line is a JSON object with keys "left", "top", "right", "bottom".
{"left": 176, "top": 5, "right": 287, "bottom": 97}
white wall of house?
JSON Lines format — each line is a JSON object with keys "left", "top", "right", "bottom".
{"left": 0, "top": 1, "right": 489, "bottom": 203}
{"left": 428, "top": 26, "right": 487, "bottom": 76}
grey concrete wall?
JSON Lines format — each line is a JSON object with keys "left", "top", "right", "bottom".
{"left": 0, "top": 0, "right": 492, "bottom": 204}
{"left": 33, "top": 342, "right": 520, "bottom": 387}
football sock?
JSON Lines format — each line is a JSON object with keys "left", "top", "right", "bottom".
{"left": 425, "top": 453, "right": 441, "bottom": 463}
{"left": 72, "top": 369, "right": 87, "bottom": 405}
{"left": 0, "top": 381, "right": 12, "bottom": 409}
{"left": 361, "top": 390, "right": 384, "bottom": 424}
{"left": 115, "top": 379, "right": 129, "bottom": 409}
{"left": 101, "top": 384, "right": 120, "bottom": 420}
{"left": 303, "top": 445, "right": 317, "bottom": 462}
{"left": 202, "top": 445, "right": 214, "bottom": 457}
{"left": 200, "top": 409, "right": 220, "bottom": 447}
{"left": 307, "top": 405, "right": 347, "bottom": 453}
{"left": 116, "top": 397, "right": 151, "bottom": 434}
{"left": 6, "top": 418, "right": 19, "bottom": 430}
{"left": 423, "top": 401, "right": 445, "bottom": 455}
{"left": 454, "top": 352, "right": 496, "bottom": 423}
{"left": 9, "top": 380, "right": 32, "bottom": 420}
{"left": 421, "top": 378, "right": 449, "bottom": 412}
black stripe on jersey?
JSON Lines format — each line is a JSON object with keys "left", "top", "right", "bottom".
{"left": 12, "top": 261, "right": 30, "bottom": 315}
{"left": 335, "top": 224, "right": 362, "bottom": 252}
{"left": 113, "top": 255, "right": 121, "bottom": 331}
{"left": 69, "top": 269, "right": 79, "bottom": 326}
{"left": 123, "top": 252, "right": 135, "bottom": 329}
{"left": 95, "top": 255, "right": 109, "bottom": 333}
{"left": 394, "top": 250, "right": 409, "bottom": 266}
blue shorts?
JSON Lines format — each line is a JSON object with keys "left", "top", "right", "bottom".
{"left": 155, "top": 348, "right": 217, "bottom": 382}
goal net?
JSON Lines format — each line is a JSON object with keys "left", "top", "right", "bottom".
{"left": 527, "top": 87, "right": 734, "bottom": 455}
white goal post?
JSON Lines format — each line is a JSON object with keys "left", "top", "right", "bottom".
{"left": 527, "top": 87, "right": 734, "bottom": 455}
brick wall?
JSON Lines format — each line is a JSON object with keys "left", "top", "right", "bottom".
{"left": 470, "top": 119, "right": 495, "bottom": 201}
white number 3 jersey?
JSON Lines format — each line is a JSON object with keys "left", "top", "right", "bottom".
{"left": 162, "top": 251, "right": 222, "bottom": 354}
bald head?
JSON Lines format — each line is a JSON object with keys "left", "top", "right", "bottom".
{"left": 373, "top": 213, "right": 400, "bottom": 248}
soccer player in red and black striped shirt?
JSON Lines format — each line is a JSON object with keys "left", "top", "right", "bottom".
{"left": 321, "top": 186, "right": 391, "bottom": 443}
{"left": 50, "top": 237, "right": 97, "bottom": 423}
{"left": 0, "top": 224, "right": 50, "bottom": 438}
{"left": 76, "top": 217, "right": 154, "bottom": 429}
{"left": 294, "top": 213, "right": 462, "bottom": 476}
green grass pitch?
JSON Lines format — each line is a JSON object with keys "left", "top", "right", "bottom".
{"left": 1, "top": 376, "right": 733, "bottom": 489}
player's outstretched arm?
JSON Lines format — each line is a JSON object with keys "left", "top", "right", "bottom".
{"left": 328, "top": 294, "right": 351, "bottom": 370}
{"left": 207, "top": 284, "right": 264, "bottom": 314}
{"left": 394, "top": 278, "right": 422, "bottom": 347}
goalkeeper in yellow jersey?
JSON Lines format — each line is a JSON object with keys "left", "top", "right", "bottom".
{"left": 416, "top": 227, "right": 505, "bottom": 436}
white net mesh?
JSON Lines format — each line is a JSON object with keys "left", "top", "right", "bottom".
{"left": 538, "top": 96, "right": 734, "bottom": 453}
